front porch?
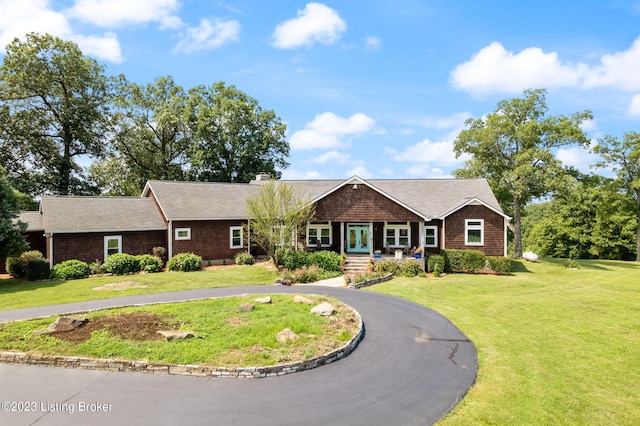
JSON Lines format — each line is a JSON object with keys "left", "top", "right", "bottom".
{"left": 342, "top": 252, "right": 426, "bottom": 273}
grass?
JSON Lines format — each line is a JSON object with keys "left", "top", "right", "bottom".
{"left": 0, "top": 265, "right": 278, "bottom": 311}
{"left": 0, "top": 294, "right": 358, "bottom": 368}
{"left": 370, "top": 258, "right": 640, "bottom": 425}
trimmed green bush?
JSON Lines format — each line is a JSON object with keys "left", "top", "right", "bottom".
{"left": 373, "top": 260, "right": 402, "bottom": 275}
{"left": 27, "top": 258, "right": 50, "bottom": 281}
{"left": 487, "top": 256, "right": 513, "bottom": 275}
{"left": 308, "top": 250, "right": 343, "bottom": 272}
{"left": 235, "top": 252, "right": 255, "bottom": 265}
{"left": 52, "top": 259, "right": 90, "bottom": 280}
{"left": 427, "top": 255, "right": 445, "bottom": 273}
{"left": 136, "top": 254, "right": 163, "bottom": 273}
{"left": 102, "top": 253, "right": 140, "bottom": 275}
{"left": 167, "top": 252, "right": 202, "bottom": 272}
{"left": 281, "top": 249, "right": 308, "bottom": 270}
{"left": 6, "top": 251, "right": 45, "bottom": 279}
{"left": 442, "top": 249, "right": 463, "bottom": 272}
{"left": 463, "top": 250, "right": 487, "bottom": 272}
{"left": 400, "top": 260, "right": 422, "bottom": 277}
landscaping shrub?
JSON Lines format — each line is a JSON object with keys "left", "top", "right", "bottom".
{"left": 308, "top": 250, "right": 343, "bottom": 272}
{"left": 152, "top": 246, "right": 166, "bottom": 261}
{"left": 136, "top": 254, "right": 164, "bottom": 273}
{"left": 235, "top": 252, "right": 255, "bottom": 265}
{"left": 442, "top": 249, "right": 463, "bottom": 272}
{"left": 433, "top": 262, "right": 443, "bottom": 277}
{"left": 51, "top": 259, "right": 90, "bottom": 280}
{"left": 102, "top": 253, "right": 140, "bottom": 275}
{"left": 487, "top": 256, "right": 513, "bottom": 275}
{"left": 400, "top": 260, "right": 422, "bottom": 277}
{"left": 373, "top": 260, "right": 401, "bottom": 275}
{"left": 463, "top": 250, "right": 487, "bottom": 272}
{"left": 89, "top": 260, "right": 104, "bottom": 275}
{"left": 427, "top": 255, "right": 445, "bottom": 273}
{"left": 273, "top": 247, "right": 287, "bottom": 267}
{"left": 27, "top": 258, "right": 50, "bottom": 281}
{"left": 6, "top": 251, "right": 45, "bottom": 279}
{"left": 167, "top": 252, "right": 202, "bottom": 272}
{"left": 281, "top": 249, "right": 308, "bottom": 270}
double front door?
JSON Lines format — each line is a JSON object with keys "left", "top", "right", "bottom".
{"left": 347, "top": 224, "right": 370, "bottom": 253}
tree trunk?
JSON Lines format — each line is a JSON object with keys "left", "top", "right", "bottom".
{"left": 513, "top": 197, "right": 523, "bottom": 258}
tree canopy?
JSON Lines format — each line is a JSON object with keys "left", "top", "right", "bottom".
{"left": 592, "top": 132, "right": 640, "bottom": 261}
{"left": 454, "top": 88, "right": 593, "bottom": 257}
{"left": 0, "top": 166, "right": 28, "bottom": 257}
{"left": 245, "top": 181, "right": 315, "bottom": 265}
{"left": 0, "top": 33, "right": 115, "bottom": 196}
{"left": 186, "top": 82, "right": 289, "bottom": 183}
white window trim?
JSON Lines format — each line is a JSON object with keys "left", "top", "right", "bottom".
{"left": 425, "top": 226, "right": 438, "bottom": 248}
{"left": 465, "top": 219, "right": 484, "bottom": 246}
{"left": 175, "top": 228, "right": 191, "bottom": 241}
{"left": 230, "top": 226, "right": 243, "bottom": 249}
{"left": 384, "top": 222, "right": 411, "bottom": 248}
{"left": 104, "top": 235, "right": 122, "bottom": 260}
{"left": 307, "top": 221, "right": 332, "bottom": 247}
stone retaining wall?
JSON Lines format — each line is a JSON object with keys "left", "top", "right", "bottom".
{"left": 0, "top": 305, "right": 364, "bottom": 379}
{"left": 349, "top": 273, "right": 394, "bottom": 289}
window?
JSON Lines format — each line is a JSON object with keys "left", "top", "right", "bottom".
{"left": 104, "top": 235, "right": 122, "bottom": 260}
{"left": 307, "top": 221, "right": 331, "bottom": 247}
{"left": 384, "top": 222, "right": 411, "bottom": 247}
{"left": 425, "top": 226, "right": 438, "bottom": 247}
{"left": 465, "top": 219, "right": 484, "bottom": 245}
{"left": 175, "top": 228, "right": 191, "bottom": 240}
{"left": 230, "top": 226, "right": 243, "bottom": 248}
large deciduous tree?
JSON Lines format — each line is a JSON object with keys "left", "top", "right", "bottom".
{"left": 593, "top": 132, "right": 640, "bottom": 261}
{"left": 0, "top": 166, "right": 28, "bottom": 257}
{"left": 91, "top": 76, "right": 191, "bottom": 195}
{"left": 245, "top": 181, "right": 315, "bottom": 266}
{"left": 454, "top": 88, "right": 592, "bottom": 257}
{"left": 186, "top": 82, "right": 289, "bottom": 183}
{"left": 0, "top": 33, "right": 115, "bottom": 196}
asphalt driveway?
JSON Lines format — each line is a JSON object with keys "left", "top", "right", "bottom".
{"left": 0, "top": 286, "right": 477, "bottom": 426}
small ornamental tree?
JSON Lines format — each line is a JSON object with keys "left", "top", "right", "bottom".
{"left": 245, "top": 181, "right": 315, "bottom": 265}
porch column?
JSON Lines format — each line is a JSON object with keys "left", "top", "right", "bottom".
{"left": 419, "top": 221, "right": 425, "bottom": 250}
{"left": 168, "top": 220, "right": 173, "bottom": 259}
{"left": 340, "top": 222, "right": 344, "bottom": 255}
{"left": 247, "top": 220, "right": 251, "bottom": 254}
{"left": 442, "top": 218, "right": 446, "bottom": 250}
{"left": 369, "top": 222, "right": 374, "bottom": 256}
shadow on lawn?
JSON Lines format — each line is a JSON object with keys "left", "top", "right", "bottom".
{"left": 510, "top": 260, "right": 533, "bottom": 273}
{"left": 0, "top": 277, "right": 65, "bottom": 295}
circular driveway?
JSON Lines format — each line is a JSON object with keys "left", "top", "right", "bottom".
{"left": 0, "top": 286, "right": 477, "bottom": 426}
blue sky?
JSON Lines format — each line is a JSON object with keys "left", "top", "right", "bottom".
{"left": 2, "top": 1, "right": 640, "bottom": 180}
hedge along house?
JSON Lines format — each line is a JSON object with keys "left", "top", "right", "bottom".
{"left": 5, "top": 175, "right": 509, "bottom": 270}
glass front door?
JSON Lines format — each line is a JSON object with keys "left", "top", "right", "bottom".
{"left": 347, "top": 224, "right": 370, "bottom": 253}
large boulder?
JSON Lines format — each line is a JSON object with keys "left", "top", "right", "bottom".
{"left": 157, "top": 330, "right": 196, "bottom": 341}
{"left": 35, "top": 317, "right": 88, "bottom": 335}
{"left": 293, "top": 295, "right": 314, "bottom": 305}
{"left": 255, "top": 296, "right": 271, "bottom": 304}
{"left": 310, "top": 302, "right": 335, "bottom": 316}
{"left": 276, "top": 328, "right": 298, "bottom": 343}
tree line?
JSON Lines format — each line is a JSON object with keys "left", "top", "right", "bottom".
{"left": 0, "top": 33, "right": 289, "bottom": 200}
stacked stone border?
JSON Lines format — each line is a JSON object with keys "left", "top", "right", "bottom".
{"left": 349, "top": 273, "right": 393, "bottom": 289}
{"left": 0, "top": 295, "right": 364, "bottom": 379}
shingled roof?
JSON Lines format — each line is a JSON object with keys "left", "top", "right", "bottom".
{"left": 145, "top": 176, "right": 506, "bottom": 221}
{"left": 39, "top": 196, "right": 167, "bottom": 233}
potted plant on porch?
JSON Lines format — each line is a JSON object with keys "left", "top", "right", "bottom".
{"left": 414, "top": 247, "right": 423, "bottom": 259}
{"left": 395, "top": 249, "right": 403, "bottom": 259}
{"left": 374, "top": 250, "right": 382, "bottom": 258}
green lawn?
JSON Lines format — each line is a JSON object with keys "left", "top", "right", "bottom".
{"left": 370, "top": 258, "right": 640, "bottom": 425}
{"left": 0, "top": 294, "right": 358, "bottom": 368}
{"left": 0, "top": 265, "right": 278, "bottom": 310}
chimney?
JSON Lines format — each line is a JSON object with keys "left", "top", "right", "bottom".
{"left": 255, "top": 172, "right": 271, "bottom": 181}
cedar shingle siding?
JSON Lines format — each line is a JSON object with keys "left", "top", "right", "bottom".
{"left": 51, "top": 231, "right": 166, "bottom": 265}
{"left": 172, "top": 220, "right": 246, "bottom": 261}
{"left": 445, "top": 205, "right": 505, "bottom": 256}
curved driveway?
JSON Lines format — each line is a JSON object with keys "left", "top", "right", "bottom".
{"left": 0, "top": 286, "right": 477, "bottom": 426}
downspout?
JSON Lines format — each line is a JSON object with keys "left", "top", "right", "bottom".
{"left": 504, "top": 217, "right": 508, "bottom": 257}
{"left": 48, "top": 233, "right": 54, "bottom": 269}
{"left": 247, "top": 220, "right": 251, "bottom": 254}
{"left": 168, "top": 220, "right": 173, "bottom": 259}
{"left": 442, "top": 218, "right": 446, "bottom": 250}
{"left": 369, "top": 221, "right": 373, "bottom": 256}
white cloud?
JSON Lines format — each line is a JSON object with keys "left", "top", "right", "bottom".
{"left": 73, "top": 32, "right": 123, "bottom": 62}
{"left": 365, "top": 36, "right": 381, "bottom": 51}
{"left": 451, "top": 37, "right": 640, "bottom": 95}
{"left": 391, "top": 137, "right": 468, "bottom": 165}
{"left": 173, "top": 18, "right": 240, "bottom": 54}
{"left": 65, "top": 0, "right": 183, "bottom": 29}
{"left": 290, "top": 112, "right": 377, "bottom": 150}
{"left": 0, "top": 0, "right": 123, "bottom": 63}
{"left": 450, "top": 42, "right": 583, "bottom": 95}
{"left": 417, "top": 112, "right": 472, "bottom": 129}
{"left": 629, "top": 94, "right": 640, "bottom": 116}
{"left": 583, "top": 38, "right": 640, "bottom": 90}
{"left": 346, "top": 166, "right": 372, "bottom": 178}
{"left": 281, "top": 169, "right": 324, "bottom": 180}
{"left": 405, "top": 165, "right": 450, "bottom": 178}
{"left": 272, "top": 2, "right": 346, "bottom": 49}
{"left": 556, "top": 146, "right": 599, "bottom": 173}
{"left": 312, "top": 150, "right": 350, "bottom": 164}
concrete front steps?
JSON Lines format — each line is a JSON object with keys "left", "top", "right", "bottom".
{"left": 343, "top": 255, "right": 371, "bottom": 273}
